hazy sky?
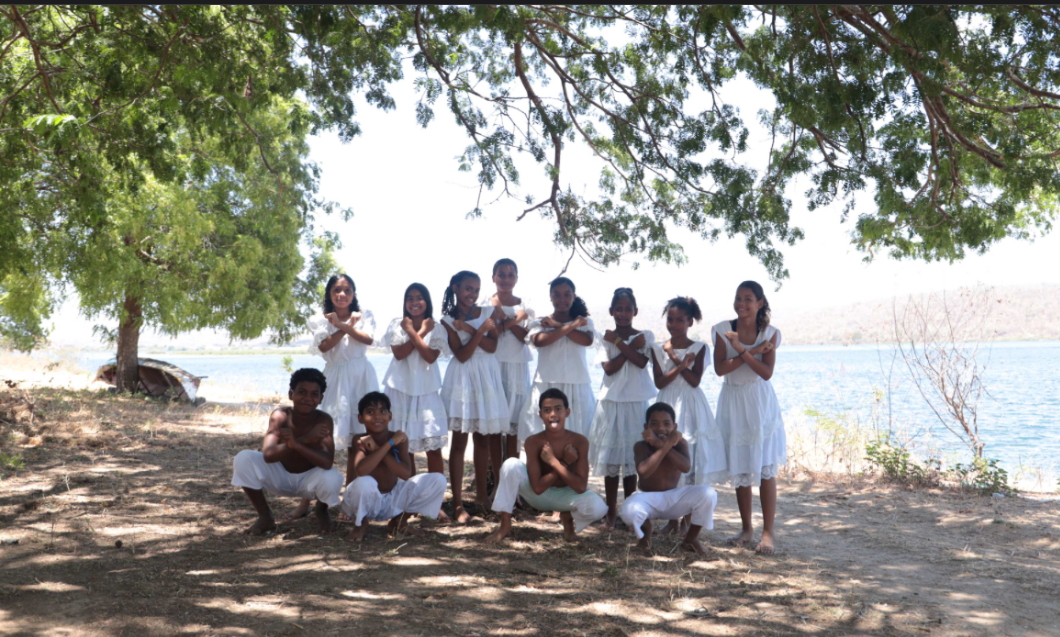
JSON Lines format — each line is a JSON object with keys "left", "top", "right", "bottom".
{"left": 51, "top": 71, "right": 1060, "bottom": 348}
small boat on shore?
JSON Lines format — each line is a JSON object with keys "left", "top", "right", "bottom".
{"left": 93, "top": 358, "right": 205, "bottom": 403}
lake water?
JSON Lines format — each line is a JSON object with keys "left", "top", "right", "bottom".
{"left": 74, "top": 341, "right": 1060, "bottom": 477}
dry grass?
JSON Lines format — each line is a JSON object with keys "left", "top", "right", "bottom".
{"left": 1, "top": 378, "right": 1059, "bottom": 636}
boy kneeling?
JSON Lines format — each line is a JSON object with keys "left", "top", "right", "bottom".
{"left": 342, "top": 392, "right": 447, "bottom": 541}
{"left": 620, "top": 402, "right": 717, "bottom": 555}
{"left": 232, "top": 368, "right": 343, "bottom": 535}
{"left": 486, "top": 388, "right": 607, "bottom": 543}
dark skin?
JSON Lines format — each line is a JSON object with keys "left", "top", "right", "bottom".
{"left": 485, "top": 397, "right": 588, "bottom": 544}
{"left": 489, "top": 263, "right": 528, "bottom": 461}
{"left": 441, "top": 275, "right": 501, "bottom": 524}
{"left": 633, "top": 410, "right": 711, "bottom": 556}
{"left": 345, "top": 401, "right": 416, "bottom": 541}
{"left": 600, "top": 295, "right": 647, "bottom": 529}
{"left": 390, "top": 288, "right": 441, "bottom": 476}
{"left": 713, "top": 286, "right": 780, "bottom": 555}
{"left": 532, "top": 282, "right": 594, "bottom": 348}
{"left": 242, "top": 381, "right": 335, "bottom": 536}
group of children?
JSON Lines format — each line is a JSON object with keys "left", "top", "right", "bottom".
{"left": 232, "top": 259, "right": 786, "bottom": 554}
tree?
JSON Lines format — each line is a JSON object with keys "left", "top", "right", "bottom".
{"left": 0, "top": 6, "right": 345, "bottom": 389}
{"left": 3, "top": 6, "right": 1059, "bottom": 368}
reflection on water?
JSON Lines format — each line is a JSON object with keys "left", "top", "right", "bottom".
{"left": 75, "top": 341, "right": 1060, "bottom": 473}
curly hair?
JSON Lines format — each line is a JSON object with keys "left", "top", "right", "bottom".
{"left": 729, "top": 280, "right": 771, "bottom": 334}
{"left": 492, "top": 258, "right": 518, "bottom": 275}
{"left": 539, "top": 387, "right": 570, "bottom": 409}
{"left": 289, "top": 368, "right": 327, "bottom": 395}
{"left": 645, "top": 401, "right": 676, "bottom": 424}
{"left": 358, "top": 391, "right": 391, "bottom": 415}
{"left": 662, "top": 296, "right": 702, "bottom": 323}
{"left": 323, "top": 274, "right": 360, "bottom": 314}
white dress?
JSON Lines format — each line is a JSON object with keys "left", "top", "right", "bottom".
{"left": 711, "top": 321, "right": 786, "bottom": 487}
{"left": 651, "top": 339, "right": 727, "bottom": 486}
{"left": 521, "top": 317, "right": 597, "bottom": 439}
{"left": 588, "top": 331, "right": 657, "bottom": 478}
{"left": 308, "top": 311, "right": 379, "bottom": 450}
{"left": 380, "top": 318, "right": 450, "bottom": 453}
{"left": 481, "top": 300, "right": 535, "bottom": 436}
{"left": 439, "top": 314, "right": 510, "bottom": 434}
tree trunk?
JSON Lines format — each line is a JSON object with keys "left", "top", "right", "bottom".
{"left": 115, "top": 295, "right": 142, "bottom": 393}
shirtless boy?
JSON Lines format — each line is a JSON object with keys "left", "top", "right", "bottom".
{"left": 232, "top": 368, "right": 343, "bottom": 535}
{"left": 620, "top": 402, "right": 717, "bottom": 555}
{"left": 485, "top": 388, "right": 607, "bottom": 543}
{"left": 342, "top": 392, "right": 447, "bottom": 541}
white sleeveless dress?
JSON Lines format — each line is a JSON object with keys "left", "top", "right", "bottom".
{"left": 380, "top": 318, "right": 450, "bottom": 453}
{"left": 588, "top": 331, "right": 657, "bottom": 478}
{"left": 480, "top": 300, "right": 535, "bottom": 436}
{"left": 521, "top": 317, "right": 597, "bottom": 439}
{"left": 308, "top": 311, "right": 379, "bottom": 450}
{"left": 711, "top": 321, "right": 786, "bottom": 487}
{"left": 439, "top": 314, "right": 510, "bottom": 434}
{"left": 651, "top": 339, "right": 727, "bottom": 486}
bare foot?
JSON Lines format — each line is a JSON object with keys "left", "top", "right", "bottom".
{"left": 346, "top": 523, "right": 368, "bottom": 542}
{"left": 453, "top": 504, "right": 472, "bottom": 524}
{"left": 659, "top": 519, "right": 679, "bottom": 536}
{"left": 560, "top": 511, "right": 577, "bottom": 542}
{"left": 436, "top": 509, "right": 451, "bottom": 523}
{"left": 636, "top": 535, "right": 652, "bottom": 554}
{"left": 683, "top": 537, "right": 714, "bottom": 557}
{"left": 755, "top": 530, "right": 776, "bottom": 555}
{"left": 337, "top": 511, "right": 352, "bottom": 522}
{"left": 243, "top": 515, "right": 277, "bottom": 536}
{"left": 604, "top": 509, "right": 618, "bottom": 531}
{"left": 284, "top": 499, "right": 311, "bottom": 521}
{"left": 387, "top": 514, "right": 424, "bottom": 536}
{"left": 484, "top": 515, "right": 512, "bottom": 543}
{"left": 728, "top": 529, "right": 754, "bottom": 548}
{"left": 313, "top": 502, "right": 333, "bottom": 534}
{"left": 475, "top": 498, "right": 492, "bottom": 518}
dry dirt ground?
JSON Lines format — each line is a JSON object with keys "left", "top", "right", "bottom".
{"left": 1, "top": 383, "right": 1058, "bottom": 637}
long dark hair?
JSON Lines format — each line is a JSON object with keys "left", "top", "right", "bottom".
{"left": 493, "top": 258, "right": 518, "bottom": 275}
{"left": 441, "top": 271, "right": 479, "bottom": 319}
{"left": 549, "top": 276, "right": 589, "bottom": 319}
{"left": 663, "top": 296, "right": 702, "bottom": 322}
{"left": 323, "top": 274, "right": 360, "bottom": 314}
{"left": 730, "top": 280, "right": 771, "bottom": 334}
{"left": 611, "top": 287, "right": 637, "bottom": 310}
{"left": 402, "top": 283, "right": 433, "bottom": 320}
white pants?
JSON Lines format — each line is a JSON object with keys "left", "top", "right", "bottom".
{"left": 340, "top": 473, "right": 447, "bottom": 526}
{"left": 491, "top": 457, "right": 607, "bottom": 533}
{"left": 231, "top": 450, "right": 343, "bottom": 507}
{"left": 620, "top": 485, "right": 718, "bottom": 538}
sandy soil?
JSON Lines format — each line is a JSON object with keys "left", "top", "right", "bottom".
{"left": 1, "top": 366, "right": 1058, "bottom": 637}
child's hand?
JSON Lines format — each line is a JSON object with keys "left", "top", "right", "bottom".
{"left": 724, "top": 331, "right": 744, "bottom": 353}
{"left": 305, "top": 422, "right": 330, "bottom": 444}
{"left": 361, "top": 436, "right": 379, "bottom": 453}
{"left": 325, "top": 312, "right": 341, "bottom": 328}
{"left": 452, "top": 319, "right": 471, "bottom": 333}
{"left": 400, "top": 316, "right": 415, "bottom": 334}
{"left": 390, "top": 431, "right": 408, "bottom": 447}
{"left": 679, "top": 352, "right": 695, "bottom": 369}
{"left": 630, "top": 333, "right": 646, "bottom": 350}
{"left": 491, "top": 306, "right": 506, "bottom": 324}
{"left": 540, "top": 316, "right": 561, "bottom": 329}
{"left": 419, "top": 317, "right": 435, "bottom": 337}
{"left": 278, "top": 427, "right": 295, "bottom": 444}
{"left": 540, "top": 442, "right": 556, "bottom": 464}
{"left": 573, "top": 316, "right": 589, "bottom": 329}
{"left": 348, "top": 312, "right": 362, "bottom": 327}
{"left": 562, "top": 443, "right": 579, "bottom": 466}
{"left": 666, "top": 429, "right": 683, "bottom": 448}
{"left": 479, "top": 318, "right": 496, "bottom": 333}
{"left": 748, "top": 341, "right": 775, "bottom": 356}
{"left": 514, "top": 309, "right": 529, "bottom": 324}
{"left": 603, "top": 329, "right": 616, "bottom": 344}
{"left": 663, "top": 341, "right": 680, "bottom": 364}
{"left": 643, "top": 429, "right": 657, "bottom": 445}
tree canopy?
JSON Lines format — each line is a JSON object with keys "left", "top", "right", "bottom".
{"left": 2, "top": 5, "right": 1058, "bottom": 350}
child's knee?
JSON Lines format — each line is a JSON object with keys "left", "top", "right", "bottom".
{"left": 345, "top": 475, "right": 380, "bottom": 500}
{"left": 421, "top": 472, "right": 447, "bottom": 496}
{"left": 318, "top": 469, "right": 344, "bottom": 501}
{"left": 499, "top": 457, "right": 524, "bottom": 479}
{"left": 692, "top": 485, "right": 718, "bottom": 509}
{"left": 580, "top": 492, "right": 608, "bottom": 520}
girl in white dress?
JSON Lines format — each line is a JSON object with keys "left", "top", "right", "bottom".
{"left": 651, "top": 296, "right": 726, "bottom": 532}
{"left": 297, "top": 274, "right": 378, "bottom": 518}
{"left": 711, "top": 280, "right": 784, "bottom": 555}
{"left": 439, "top": 270, "right": 508, "bottom": 523}
{"left": 521, "top": 277, "right": 596, "bottom": 440}
{"left": 381, "top": 283, "right": 449, "bottom": 477}
{"left": 588, "top": 287, "right": 656, "bottom": 529}
{"left": 484, "top": 258, "right": 533, "bottom": 461}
